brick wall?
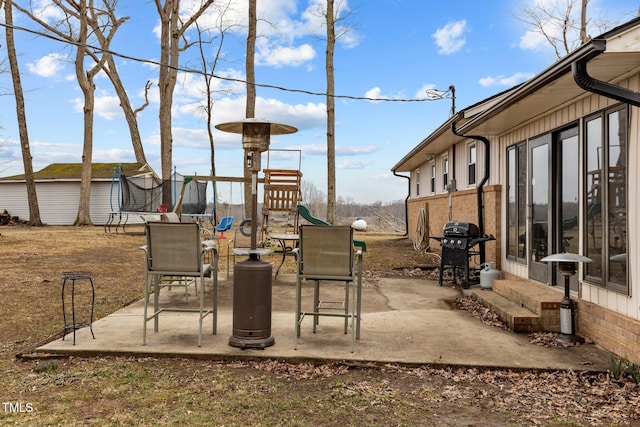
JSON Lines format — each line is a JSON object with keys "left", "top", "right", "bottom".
{"left": 408, "top": 185, "right": 501, "bottom": 268}
{"left": 579, "top": 300, "right": 640, "bottom": 362}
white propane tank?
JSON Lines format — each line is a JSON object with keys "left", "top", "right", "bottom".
{"left": 480, "top": 262, "right": 500, "bottom": 289}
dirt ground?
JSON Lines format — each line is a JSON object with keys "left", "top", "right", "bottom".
{"left": 1, "top": 225, "right": 639, "bottom": 426}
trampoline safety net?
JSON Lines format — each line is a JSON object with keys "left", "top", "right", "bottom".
{"left": 120, "top": 174, "right": 170, "bottom": 212}
{"left": 119, "top": 174, "right": 209, "bottom": 214}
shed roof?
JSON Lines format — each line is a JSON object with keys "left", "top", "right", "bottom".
{"left": 0, "top": 162, "right": 151, "bottom": 181}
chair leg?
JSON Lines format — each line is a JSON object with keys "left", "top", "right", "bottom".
{"left": 356, "top": 268, "right": 362, "bottom": 340}
{"left": 294, "top": 276, "right": 302, "bottom": 350}
{"left": 212, "top": 254, "right": 218, "bottom": 335}
{"left": 198, "top": 275, "right": 204, "bottom": 347}
{"left": 313, "top": 280, "right": 319, "bottom": 333}
{"left": 343, "top": 280, "right": 350, "bottom": 334}
{"left": 154, "top": 275, "right": 160, "bottom": 333}
{"left": 142, "top": 273, "right": 151, "bottom": 345}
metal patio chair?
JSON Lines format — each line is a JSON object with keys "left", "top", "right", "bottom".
{"left": 294, "top": 225, "right": 363, "bottom": 352}
{"left": 141, "top": 222, "right": 219, "bottom": 346}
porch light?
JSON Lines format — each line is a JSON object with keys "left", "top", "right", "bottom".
{"left": 540, "top": 253, "right": 592, "bottom": 344}
{"left": 215, "top": 118, "right": 297, "bottom": 350}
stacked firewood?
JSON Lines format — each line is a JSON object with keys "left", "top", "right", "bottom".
{"left": 0, "top": 210, "right": 24, "bottom": 225}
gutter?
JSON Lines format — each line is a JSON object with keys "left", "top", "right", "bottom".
{"left": 572, "top": 39, "right": 640, "bottom": 107}
{"left": 451, "top": 120, "right": 489, "bottom": 265}
{"left": 393, "top": 171, "right": 410, "bottom": 236}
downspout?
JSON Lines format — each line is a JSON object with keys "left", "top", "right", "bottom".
{"left": 572, "top": 39, "right": 640, "bottom": 107}
{"left": 451, "top": 120, "right": 490, "bottom": 265}
{"left": 393, "top": 171, "right": 410, "bottom": 236}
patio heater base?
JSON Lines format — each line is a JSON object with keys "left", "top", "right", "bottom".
{"left": 229, "top": 335, "right": 275, "bottom": 350}
{"left": 229, "top": 256, "right": 275, "bottom": 350}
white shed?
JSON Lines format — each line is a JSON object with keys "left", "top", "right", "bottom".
{"left": 0, "top": 163, "right": 151, "bottom": 225}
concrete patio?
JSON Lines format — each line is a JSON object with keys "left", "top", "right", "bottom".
{"left": 38, "top": 274, "right": 612, "bottom": 371}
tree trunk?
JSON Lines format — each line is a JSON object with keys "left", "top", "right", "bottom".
{"left": 325, "top": 0, "right": 336, "bottom": 224}
{"left": 74, "top": 0, "right": 95, "bottom": 226}
{"left": 156, "top": 0, "right": 179, "bottom": 205}
{"left": 4, "top": 0, "right": 42, "bottom": 226}
{"left": 243, "top": 0, "right": 257, "bottom": 220}
{"left": 579, "top": 0, "right": 588, "bottom": 44}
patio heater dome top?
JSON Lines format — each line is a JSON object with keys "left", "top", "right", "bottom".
{"left": 539, "top": 253, "right": 593, "bottom": 263}
{"left": 214, "top": 118, "right": 298, "bottom": 135}
{"left": 215, "top": 118, "right": 298, "bottom": 152}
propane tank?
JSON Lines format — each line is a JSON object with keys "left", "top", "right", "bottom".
{"left": 480, "top": 262, "right": 500, "bottom": 289}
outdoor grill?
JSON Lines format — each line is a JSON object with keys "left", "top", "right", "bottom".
{"left": 430, "top": 221, "right": 495, "bottom": 289}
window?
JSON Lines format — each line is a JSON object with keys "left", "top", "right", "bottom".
{"left": 507, "top": 142, "right": 527, "bottom": 262}
{"left": 467, "top": 143, "right": 477, "bottom": 186}
{"left": 415, "top": 168, "right": 420, "bottom": 196}
{"left": 430, "top": 162, "right": 436, "bottom": 194}
{"left": 442, "top": 156, "right": 449, "bottom": 191}
{"left": 583, "top": 105, "right": 628, "bottom": 294}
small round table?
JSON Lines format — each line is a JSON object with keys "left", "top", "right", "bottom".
{"left": 270, "top": 234, "right": 299, "bottom": 279}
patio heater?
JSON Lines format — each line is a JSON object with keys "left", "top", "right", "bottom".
{"left": 215, "top": 118, "right": 297, "bottom": 349}
{"left": 540, "top": 253, "right": 592, "bottom": 344}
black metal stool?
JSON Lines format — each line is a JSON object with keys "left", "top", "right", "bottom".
{"left": 60, "top": 271, "right": 96, "bottom": 345}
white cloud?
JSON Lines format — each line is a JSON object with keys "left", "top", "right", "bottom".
{"left": 337, "top": 159, "right": 372, "bottom": 170}
{"left": 26, "top": 53, "right": 69, "bottom": 78}
{"left": 292, "top": 143, "right": 376, "bottom": 157}
{"left": 94, "top": 94, "right": 124, "bottom": 120}
{"left": 415, "top": 83, "right": 443, "bottom": 99}
{"left": 432, "top": 20, "right": 467, "bottom": 55}
{"left": 364, "top": 87, "right": 383, "bottom": 103}
{"left": 255, "top": 42, "right": 316, "bottom": 68}
{"left": 93, "top": 147, "right": 136, "bottom": 163}
{"left": 479, "top": 72, "right": 535, "bottom": 87}
{"left": 364, "top": 87, "right": 407, "bottom": 103}
{"left": 519, "top": 29, "right": 549, "bottom": 51}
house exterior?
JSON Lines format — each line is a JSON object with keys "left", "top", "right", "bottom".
{"left": 392, "top": 17, "right": 640, "bottom": 361}
{"left": 0, "top": 163, "right": 151, "bottom": 225}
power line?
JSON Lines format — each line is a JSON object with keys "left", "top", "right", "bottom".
{"left": 0, "top": 21, "right": 454, "bottom": 103}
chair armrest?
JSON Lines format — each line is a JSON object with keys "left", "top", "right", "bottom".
{"left": 354, "top": 240, "right": 366, "bottom": 252}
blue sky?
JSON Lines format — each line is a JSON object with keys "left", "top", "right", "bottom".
{"left": 0, "top": 0, "right": 637, "bottom": 204}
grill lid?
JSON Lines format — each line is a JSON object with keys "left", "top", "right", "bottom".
{"left": 443, "top": 221, "right": 479, "bottom": 237}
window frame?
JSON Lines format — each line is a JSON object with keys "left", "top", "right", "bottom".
{"left": 442, "top": 155, "right": 449, "bottom": 191}
{"left": 429, "top": 161, "right": 436, "bottom": 194}
{"left": 506, "top": 141, "right": 527, "bottom": 263}
{"left": 467, "top": 142, "right": 477, "bottom": 186}
{"left": 582, "top": 104, "right": 629, "bottom": 294}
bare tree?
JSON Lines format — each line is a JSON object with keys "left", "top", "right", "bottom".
{"left": 154, "top": 0, "right": 214, "bottom": 204}
{"left": 3, "top": 0, "right": 42, "bottom": 226}
{"left": 243, "top": 0, "right": 256, "bottom": 220}
{"left": 300, "top": 180, "right": 326, "bottom": 219}
{"left": 325, "top": 0, "right": 336, "bottom": 224}
{"left": 515, "top": 0, "right": 626, "bottom": 59}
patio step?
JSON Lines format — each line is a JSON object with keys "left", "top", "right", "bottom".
{"left": 468, "top": 279, "right": 562, "bottom": 333}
